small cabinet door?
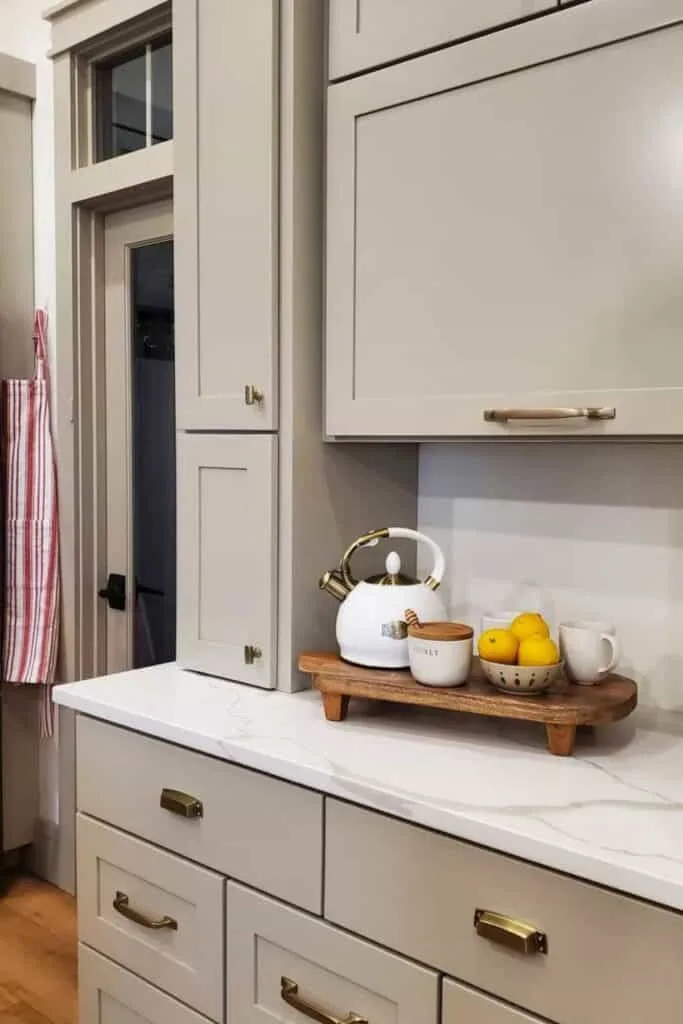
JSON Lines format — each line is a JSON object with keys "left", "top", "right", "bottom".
{"left": 329, "top": 0, "right": 556, "bottom": 79}
{"left": 174, "top": 0, "right": 278, "bottom": 430}
{"left": 177, "top": 433, "right": 277, "bottom": 687}
{"left": 226, "top": 882, "right": 439, "bottom": 1023}
{"left": 443, "top": 978, "right": 544, "bottom": 1023}
{"left": 326, "top": 2, "right": 683, "bottom": 438}
{"left": 79, "top": 945, "right": 211, "bottom": 1024}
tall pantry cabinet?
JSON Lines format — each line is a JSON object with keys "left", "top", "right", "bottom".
{"left": 174, "top": 0, "right": 417, "bottom": 691}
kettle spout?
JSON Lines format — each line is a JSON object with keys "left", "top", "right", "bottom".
{"left": 319, "top": 568, "right": 352, "bottom": 602}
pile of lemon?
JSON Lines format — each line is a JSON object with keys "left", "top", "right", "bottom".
{"left": 478, "top": 613, "right": 560, "bottom": 667}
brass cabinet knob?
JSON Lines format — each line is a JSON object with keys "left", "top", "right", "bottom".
{"left": 244, "top": 645, "right": 263, "bottom": 665}
{"left": 160, "top": 788, "right": 203, "bottom": 818}
{"left": 244, "top": 385, "right": 265, "bottom": 406}
{"left": 474, "top": 908, "right": 548, "bottom": 955}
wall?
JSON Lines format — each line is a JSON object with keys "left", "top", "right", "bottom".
{"left": 419, "top": 442, "right": 683, "bottom": 711}
{"left": 0, "top": 1, "right": 59, "bottom": 835}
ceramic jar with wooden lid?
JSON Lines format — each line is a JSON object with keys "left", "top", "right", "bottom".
{"left": 407, "top": 620, "right": 474, "bottom": 687}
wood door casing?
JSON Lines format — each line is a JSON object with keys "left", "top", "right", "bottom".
{"left": 176, "top": 433, "right": 278, "bottom": 687}
{"left": 326, "top": 1, "right": 683, "bottom": 437}
{"left": 328, "top": 0, "right": 556, "bottom": 79}
{"left": 103, "top": 200, "right": 173, "bottom": 673}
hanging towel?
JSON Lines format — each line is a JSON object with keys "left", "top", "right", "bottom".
{"left": 1, "top": 310, "right": 60, "bottom": 736}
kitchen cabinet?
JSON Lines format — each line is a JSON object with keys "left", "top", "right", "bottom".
{"left": 326, "top": 1, "right": 683, "bottom": 437}
{"left": 443, "top": 978, "right": 544, "bottom": 1023}
{"left": 226, "top": 882, "right": 439, "bottom": 1023}
{"left": 177, "top": 433, "right": 277, "bottom": 688}
{"left": 328, "top": 0, "right": 556, "bottom": 80}
{"left": 174, "top": 0, "right": 278, "bottom": 431}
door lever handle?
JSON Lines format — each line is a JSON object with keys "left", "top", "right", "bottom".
{"left": 98, "top": 573, "right": 126, "bottom": 611}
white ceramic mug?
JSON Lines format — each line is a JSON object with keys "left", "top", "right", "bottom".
{"left": 481, "top": 610, "right": 518, "bottom": 633}
{"left": 559, "top": 620, "right": 619, "bottom": 685}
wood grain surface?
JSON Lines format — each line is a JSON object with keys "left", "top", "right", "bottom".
{"left": 0, "top": 875, "right": 77, "bottom": 1024}
{"left": 298, "top": 653, "right": 638, "bottom": 756}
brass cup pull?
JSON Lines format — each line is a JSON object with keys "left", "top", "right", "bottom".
{"left": 280, "top": 977, "right": 368, "bottom": 1024}
{"left": 113, "top": 891, "right": 178, "bottom": 931}
{"left": 160, "top": 788, "right": 203, "bottom": 818}
{"left": 474, "top": 909, "right": 547, "bottom": 955}
{"left": 484, "top": 407, "right": 616, "bottom": 424}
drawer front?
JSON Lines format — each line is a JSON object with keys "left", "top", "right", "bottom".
{"left": 443, "top": 977, "right": 543, "bottom": 1023}
{"left": 77, "top": 716, "right": 323, "bottom": 913}
{"left": 77, "top": 815, "right": 223, "bottom": 1021}
{"left": 328, "top": 0, "right": 556, "bottom": 79}
{"left": 325, "top": 800, "right": 683, "bottom": 1024}
{"left": 226, "top": 881, "right": 439, "bottom": 1023}
{"left": 80, "top": 945, "right": 211, "bottom": 1024}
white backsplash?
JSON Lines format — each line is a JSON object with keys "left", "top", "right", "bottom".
{"left": 418, "top": 442, "right": 683, "bottom": 711}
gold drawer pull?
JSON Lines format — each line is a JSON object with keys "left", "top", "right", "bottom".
{"left": 113, "top": 891, "right": 178, "bottom": 931}
{"left": 280, "top": 977, "right": 368, "bottom": 1024}
{"left": 160, "top": 788, "right": 203, "bottom": 818}
{"left": 474, "top": 909, "right": 547, "bottom": 955}
{"left": 484, "top": 407, "right": 615, "bottom": 423}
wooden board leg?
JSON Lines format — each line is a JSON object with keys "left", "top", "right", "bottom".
{"left": 546, "top": 723, "right": 576, "bottom": 756}
{"left": 321, "top": 692, "right": 350, "bottom": 722}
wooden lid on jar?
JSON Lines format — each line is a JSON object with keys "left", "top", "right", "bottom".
{"left": 407, "top": 621, "right": 474, "bottom": 641}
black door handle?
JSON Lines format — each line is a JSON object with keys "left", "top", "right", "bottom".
{"left": 98, "top": 573, "right": 126, "bottom": 611}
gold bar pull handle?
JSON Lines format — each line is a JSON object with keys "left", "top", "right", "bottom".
{"left": 244, "top": 385, "right": 264, "bottom": 406}
{"left": 244, "top": 644, "right": 262, "bottom": 665}
{"left": 113, "top": 891, "right": 178, "bottom": 931}
{"left": 484, "top": 407, "right": 615, "bottom": 424}
{"left": 280, "top": 977, "right": 368, "bottom": 1024}
{"left": 474, "top": 909, "right": 548, "bottom": 955}
{"left": 160, "top": 788, "right": 203, "bottom": 818}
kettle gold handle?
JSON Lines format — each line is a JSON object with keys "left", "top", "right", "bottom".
{"left": 340, "top": 529, "right": 390, "bottom": 590}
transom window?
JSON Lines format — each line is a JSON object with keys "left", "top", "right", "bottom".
{"left": 95, "top": 34, "right": 172, "bottom": 161}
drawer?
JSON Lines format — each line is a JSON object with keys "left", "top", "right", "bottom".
{"left": 77, "top": 716, "right": 323, "bottom": 912}
{"left": 79, "top": 945, "right": 211, "bottom": 1024}
{"left": 328, "top": 0, "right": 556, "bottom": 79}
{"left": 77, "top": 815, "right": 223, "bottom": 1021}
{"left": 226, "top": 881, "right": 439, "bottom": 1023}
{"left": 325, "top": 800, "right": 683, "bottom": 1024}
{"left": 444, "top": 977, "right": 543, "bottom": 1023}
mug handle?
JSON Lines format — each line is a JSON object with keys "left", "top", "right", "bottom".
{"left": 599, "top": 633, "right": 619, "bottom": 676}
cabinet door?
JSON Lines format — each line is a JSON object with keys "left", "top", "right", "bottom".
{"left": 443, "top": 978, "right": 543, "bottom": 1024}
{"left": 329, "top": 0, "right": 556, "bottom": 79}
{"left": 326, "top": 2, "right": 683, "bottom": 437}
{"left": 177, "top": 433, "right": 277, "bottom": 687}
{"left": 174, "top": 0, "right": 278, "bottom": 430}
{"left": 226, "top": 882, "right": 439, "bottom": 1023}
{"left": 79, "top": 946, "right": 211, "bottom": 1024}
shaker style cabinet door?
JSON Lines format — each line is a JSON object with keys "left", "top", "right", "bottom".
{"left": 328, "top": 0, "right": 556, "bottom": 79}
{"left": 226, "top": 882, "right": 439, "bottom": 1023}
{"left": 443, "top": 977, "right": 544, "bottom": 1024}
{"left": 177, "top": 433, "right": 277, "bottom": 688}
{"left": 326, "top": 2, "right": 683, "bottom": 437}
{"left": 174, "top": 0, "right": 278, "bottom": 430}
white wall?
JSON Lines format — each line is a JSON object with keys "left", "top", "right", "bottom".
{"left": 0, "top": 0, "right": 58, "bottom": 823}
{"left": 419, "top": 442, "right": 683, "bottom": 711}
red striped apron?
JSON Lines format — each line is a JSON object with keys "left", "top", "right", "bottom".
{"left": 2, "top": 310, "right": 60, "bottom": 736}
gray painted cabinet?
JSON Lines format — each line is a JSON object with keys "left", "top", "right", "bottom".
{"left": 328, "top": 0, "right": 557, "bottom": 79}
{"left": 326, "top": 1, "right": 683, "bottom": 437}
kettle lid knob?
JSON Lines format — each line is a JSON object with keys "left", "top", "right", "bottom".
{"left": 385, "top": 551, "right": 401, "bottom": 576}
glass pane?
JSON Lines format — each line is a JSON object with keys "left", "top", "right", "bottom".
{"left": 98, "top": 46, "right": 147, "bottom": 160}
{"left": 151, "top": 37, "right": 173, "bottom": 145}
{"left": 131, "top": 240, "right": 176, "bottom": 668}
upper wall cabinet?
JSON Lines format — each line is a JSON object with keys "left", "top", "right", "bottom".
{"left": 325, "top": 2, "right": 683, "bottom": 438}
{"left": 174, "top": 0, "right": 278, "bottom": 431}
{"left": 328, "top": 0, "right": 557, "bottom": 79}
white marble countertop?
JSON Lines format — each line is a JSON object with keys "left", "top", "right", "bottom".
{"left": 55, "top": 663, "right": 683, "bottom": 911}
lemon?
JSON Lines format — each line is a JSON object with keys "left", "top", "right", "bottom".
{"left": 510, "top": 612, "right": 550, "bottom": 642}
{"left": 478, "top": 628, "right": 519, "bottom": 665}
{"left": 518, "top": 634, "right": 560, "bottom": 667}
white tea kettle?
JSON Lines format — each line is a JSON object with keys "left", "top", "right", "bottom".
{"left": 319, "top": 527, "right": 447, "bottom": 669}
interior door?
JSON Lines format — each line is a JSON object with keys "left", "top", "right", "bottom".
{"left": 103, "top": 200, "right": 175, "bottom": 674}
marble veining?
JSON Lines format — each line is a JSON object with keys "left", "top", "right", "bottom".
{"left": 55, "top": 663, "right": 683, "bottom": 911}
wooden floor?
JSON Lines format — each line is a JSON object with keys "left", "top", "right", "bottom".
{"left": 0, "top": 875, "right": 77, "bottom": 1024}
